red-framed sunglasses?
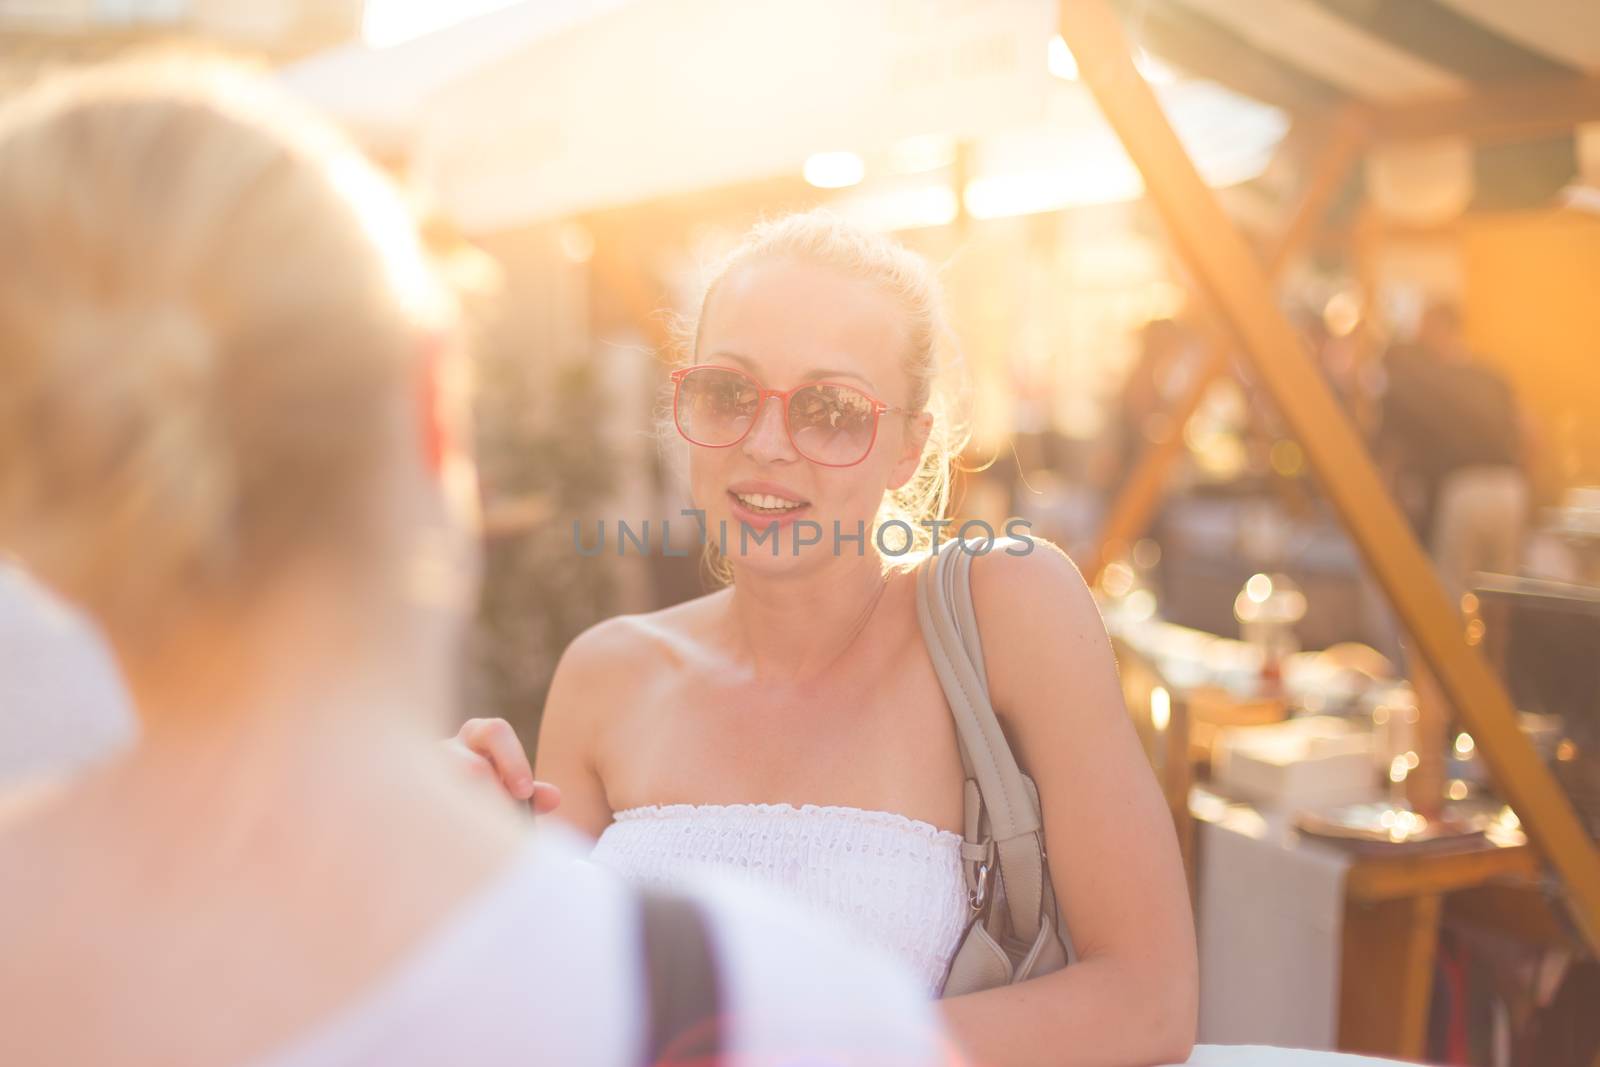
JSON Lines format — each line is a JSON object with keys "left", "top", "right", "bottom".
{"left": 669, "top": 364, "right": 913, "bottom": 468}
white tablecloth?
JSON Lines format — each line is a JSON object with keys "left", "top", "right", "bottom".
{"left": 1173, "top": 1045, "right": 1407, "bottom": 1065}
{"left": 1196, "top": 804, "right": 1354, "bottom": 1049}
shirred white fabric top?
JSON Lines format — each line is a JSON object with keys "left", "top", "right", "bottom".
{"left": 593, "top": 802, "right": 970, "bottom": 995}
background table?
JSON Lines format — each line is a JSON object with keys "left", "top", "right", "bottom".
{"left": 1192, "top": 789, "right": 1539, "bottom": 1061}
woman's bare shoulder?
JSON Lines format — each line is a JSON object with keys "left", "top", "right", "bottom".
{"left": 967, "top": 536, "right": 1098, "bottom": 622}
{"left": 543, "top": 588, "right": 733, "bottom": 727}
{"left": 558, "top": 588, "right": 731, "bottom": 675}
{"left": 0, "top": 772, "right": 69, "bottom": 833}
{"left": 0, "top": 772, "right": 95, "bottom": 959}
{"left": 965, "top": 536, "right": 1112, "bottom": 707}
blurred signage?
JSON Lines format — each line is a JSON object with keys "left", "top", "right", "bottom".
{"left": 416, "top": 0, "right": 1054, "bottom": 230}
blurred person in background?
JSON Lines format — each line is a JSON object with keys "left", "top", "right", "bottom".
{"left": 0, "top": 60, "right": 950, "bottom": 1067}
{"left": 456, "top": 212, "right": 1198, "bottom": 1067}
{"left": 1087, "top": 316, "right": 1205, "bottom": 496}
{"left": 1377, "top": 301, "right": 1533, "bottom": 599}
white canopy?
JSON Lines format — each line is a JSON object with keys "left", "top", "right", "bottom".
{"left": 282, "top": 0, "right": 1286, "bottom": 232}
{"left": 279, "top": 0, "right": 635, "bottom": 153}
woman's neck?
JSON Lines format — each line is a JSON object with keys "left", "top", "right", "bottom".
{"left": 724, "top": 550, "right": 902, "bottom": 682}
{"left": 108, "top": 591, "right": 464, "bottom": 837}
{"left": 0, "top": 605, "right": 528, "bottom": 1067}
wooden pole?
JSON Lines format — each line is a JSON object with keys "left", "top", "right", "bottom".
{"left": 1061, "top": 0, "right": 1600, "bottom": 954}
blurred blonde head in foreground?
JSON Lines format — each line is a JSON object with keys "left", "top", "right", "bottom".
{"left": 0, "top": 56, "right": 476, "bottom": 676}
{"left": 0, "top": 58, "right": 545, "bottom": 1067}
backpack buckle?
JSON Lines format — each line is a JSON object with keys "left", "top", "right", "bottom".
{"left": 969, "top": 860, "right": 991, "bottom": 912}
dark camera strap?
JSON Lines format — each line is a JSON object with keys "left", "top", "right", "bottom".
{"left": 638, "top": 889, "right": 725, "bottom": 1066}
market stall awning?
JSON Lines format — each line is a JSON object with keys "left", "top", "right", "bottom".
{"left": 1121, "top": 0, "right": 1600, "bottom": 108}
{"left": 1122, "top": 0, "right": 1600, "bottom": 214}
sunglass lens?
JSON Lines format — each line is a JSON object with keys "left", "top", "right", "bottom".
{"left": 677, "top": 368, "right": 759, "bottom": 447}
{"left": 788, "top": 383, "right": 878, "bottom": 465}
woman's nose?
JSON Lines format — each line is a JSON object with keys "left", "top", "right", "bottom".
{"left": 741, "top": 395, "right": 798, "bottom": 464}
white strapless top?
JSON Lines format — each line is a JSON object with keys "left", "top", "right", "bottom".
{"left": 591, "top": 803, "right": 969, "bottom": 994}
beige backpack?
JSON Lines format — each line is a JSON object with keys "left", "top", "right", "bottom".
{"left": 916, "top": 537, "right": 1074, "bottom": 996}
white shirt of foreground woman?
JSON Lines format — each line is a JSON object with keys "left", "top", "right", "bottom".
{"left": 243, "top": 822, "right": 955, "bottom": 1067}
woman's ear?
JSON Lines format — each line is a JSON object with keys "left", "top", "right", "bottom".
{"left": 887, "top": 410, "right": 934, "bottom": 490}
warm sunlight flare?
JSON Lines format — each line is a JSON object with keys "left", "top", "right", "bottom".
{"left": 1150, "top": 686, "right": 1171, "bottom": 732}
{"left": 803, "top": 151, "right": 866, "bottom": 190}
{"left": 362, "top": 0, "right": 522, "bottom": 47}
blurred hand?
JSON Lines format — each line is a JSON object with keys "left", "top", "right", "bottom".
{"left": 443, "top": 718, "right": 561, "bottom": 814}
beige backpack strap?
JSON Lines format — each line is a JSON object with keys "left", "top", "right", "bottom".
{"left": 916, "top": 538, "right": 1048, "bottom": 945}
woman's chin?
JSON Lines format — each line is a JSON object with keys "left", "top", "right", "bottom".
{"left": 724, "top": 544, "right": 841, "bottom": 577}
{"left": 704, "top": 515, "right": 856, "bottom": 575}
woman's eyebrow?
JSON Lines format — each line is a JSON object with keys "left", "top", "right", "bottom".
{"left": 805, "top": 367, "right": 875, "bottom": 386}
{"left": 708, "top": 350, "right": 875, "bottom": 387}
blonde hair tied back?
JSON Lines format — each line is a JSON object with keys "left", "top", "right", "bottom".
{"left": 0, "top": 56, "right": 455, "bottom": 638}
{"left": 49, "top": 302, "right": 231, "bottom": 606}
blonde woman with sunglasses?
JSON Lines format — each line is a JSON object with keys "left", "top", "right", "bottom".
{"left": 456, "top": 212, "right": 1198, "bottom": 1067}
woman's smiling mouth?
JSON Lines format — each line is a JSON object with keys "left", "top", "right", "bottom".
{"left": 730, "top": 491, "right": 805, "bottom": 513}
{"left": 725, "top": 482, "right": 813, "bottom": 525}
